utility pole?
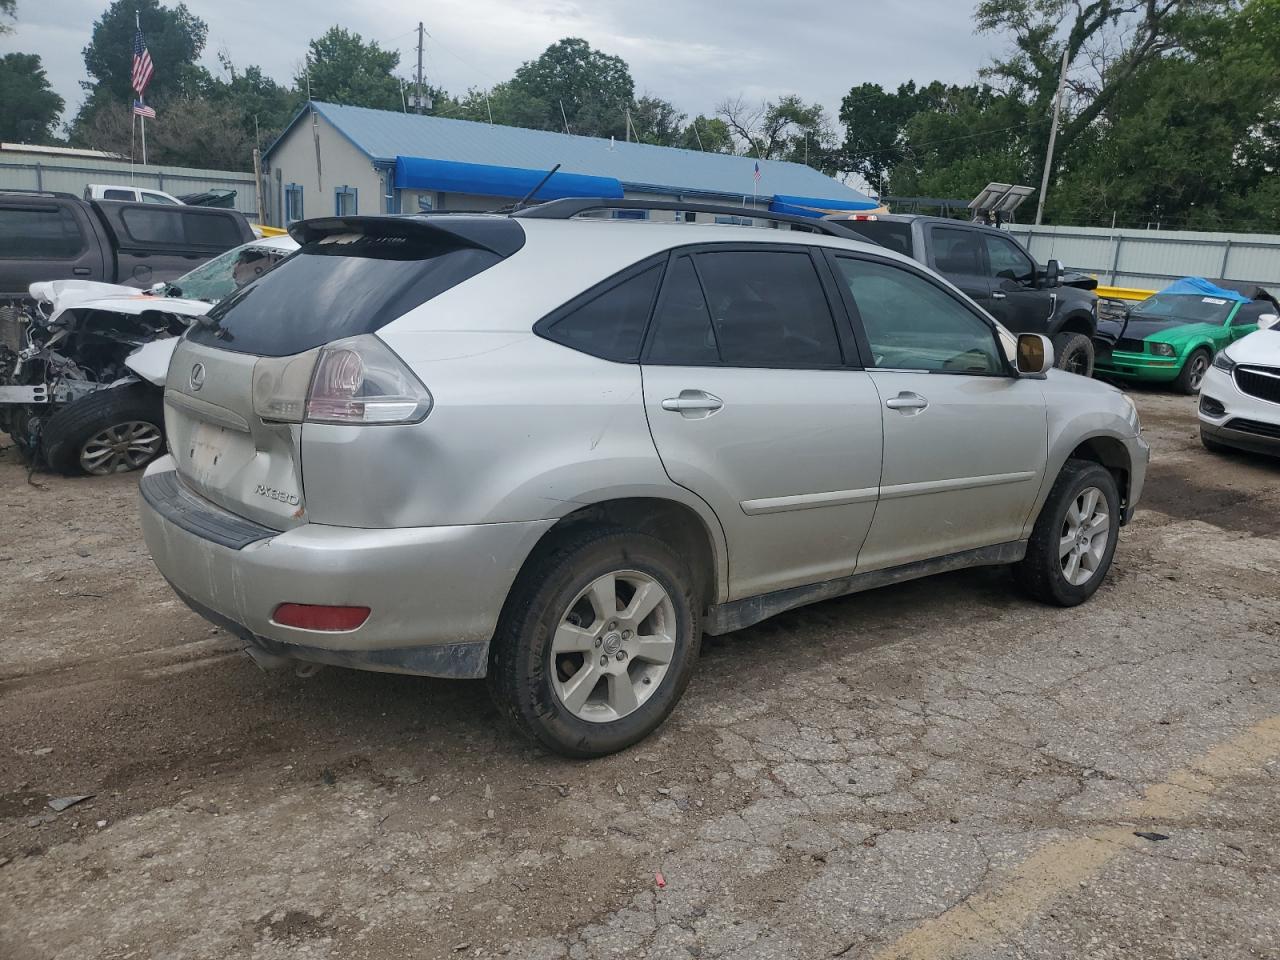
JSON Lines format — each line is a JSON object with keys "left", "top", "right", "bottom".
{"left": 1035, "top": 47, "right": 1070, "bottom": 226}
{"left": 415, "top": 22, "right": 425, "bottom": 114}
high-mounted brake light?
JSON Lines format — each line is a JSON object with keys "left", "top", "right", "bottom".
{"left": 251, "top": 334, "right": 432, "bottom": 426}
{"left": 272, "top": 603, "right": 371, "bottom": 631}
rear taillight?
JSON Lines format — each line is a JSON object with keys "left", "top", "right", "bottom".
{"left": 251, "top": 334, "right": 432, "bottom": 426}
{"left": 272, "top": 603, "right": 370, "bottom": 631}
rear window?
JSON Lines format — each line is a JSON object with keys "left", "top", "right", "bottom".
{"left": 188, "top": 231, "right": 504, "bottom": 356}
{"left": 848, "top": 220, "right": 913, "bottom": 258}
{"left": 120, "top": 208, "right": 243, "bottom": 248}
{"left": 0, "top": 206, "right": 86, "bottom": 259}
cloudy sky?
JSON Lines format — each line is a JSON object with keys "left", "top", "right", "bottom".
{"left": 3, "top": 0, "right": 1003, "bottom": 129}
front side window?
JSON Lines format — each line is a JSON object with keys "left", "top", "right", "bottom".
{"left": 982, "top": 233, "right": 1035, "bottom": 284}
{"left": 835, "top": 256, "right": 1004, "bottom": 374}
{"left": 540, "top": 264, "right": 665, "bottom": 362}
{"left": 142, "top": 192, "right": 178, "bottom": 204}
{"left": 688, "top": 249, "right": 842, "bottom": 367}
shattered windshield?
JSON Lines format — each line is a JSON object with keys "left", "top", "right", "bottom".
{"left": 1130, "top": 294, "right": 1235, "bottom": 325}
{"left": 168, "top": 244, "right": 290, "bottom": 303}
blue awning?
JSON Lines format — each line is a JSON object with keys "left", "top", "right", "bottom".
{"left": 769, "top": 193, "right": 880, "bottom": 218}
{"left": 394, "top": 156, "right": 623, "bottom": 201}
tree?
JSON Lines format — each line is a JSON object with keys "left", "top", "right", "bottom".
{"left": 0, "top": 53, "right": 64, "bottom": 143}
{"left": 628, "top": 95, "right": 684, "bottom": 146}
{"left": 677, "top": 115, "right": 734, "bottom": 154}
{"left": 1, "top": 0, "right": 14, "bottom": 35}
{"left": 297, "top": 27, "right": 403, "bottom": 110}
{"left": 717, "top": 95, "right": 838, "bottom": 171}
{"left": 508, "top": 38, "right": 635, "bottom": 138}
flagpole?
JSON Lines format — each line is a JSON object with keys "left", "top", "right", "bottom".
{"left": 140, "top": 115, "right": 147, "bottom": 165}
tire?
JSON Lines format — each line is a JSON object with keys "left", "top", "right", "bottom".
{"left": 1052, "top": 332, "right": 1095, "bottom": 377}
{"left": 1175, "top": 349, "right": 1211, "bottom": 395}
{"left": 1014, "top": 459, "right": 1121, "bottom": 607}
{"left": 488, "top": 527, "right": 701, "bottom": 758}
{"left": 41, "top": 385, "right": 165, "bottom": 477}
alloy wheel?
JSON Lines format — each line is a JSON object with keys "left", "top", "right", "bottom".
{"left": 549, "top": 569, "right": 677, "bottom": 723}
{"left": 79, "top": 420, "right": 164, "bottom": 475}
{"left": 1188, "top": 354, "right": 1209, "bottom": 391}
{"left": 1059, "top": 485, "right": 1110, "bottom": 587}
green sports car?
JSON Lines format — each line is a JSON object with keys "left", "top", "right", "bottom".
{"left": 1093, "top": 278, "right": 1280, "bottom": 393}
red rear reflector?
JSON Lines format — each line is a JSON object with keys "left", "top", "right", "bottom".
{"left": 272, "top": 603, "right": 370, "bottom": 631}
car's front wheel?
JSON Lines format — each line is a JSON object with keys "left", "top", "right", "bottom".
{"left": 1014, "top": 459, "right": 1121, "bottom": 606}
{"left": 41, "top": 385, "right": 166, "bottom": 477}
{"left": 1052, "top": 332, "right": 1095, "bottom": 377}
{"left": 1175, "top": 348, "right": 1212, "bottom": 395}
{"left": 488, "top": 528, "right": 701, "bottom": 758}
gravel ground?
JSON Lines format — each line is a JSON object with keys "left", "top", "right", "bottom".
{"left": 1, "top": 389, "right": 1278, "bottom": 960}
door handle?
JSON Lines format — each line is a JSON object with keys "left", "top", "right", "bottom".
{"left": 73, "top": 267, "right": 91, "bottom": 276}
{"left": 885, "top": 391, "right": 928, "bottom": 412}
{"left": 661, "top": 390, "right": 723, "bottom": 415}
{"left": 991, "top": 291, "right": 1007, "bottom": 300}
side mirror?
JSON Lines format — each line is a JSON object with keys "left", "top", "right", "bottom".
{"left": 1258, "top": 312, "right": 1279, "bottom": 330}
{"left": 1044, "top": 259, "right": 1062, "bottom": 288}
{"left": 1016, "top": 333, "right": 1054, "bottom": 377}
{"left": 149, "top": 282, "right": 166, "bottom": 294}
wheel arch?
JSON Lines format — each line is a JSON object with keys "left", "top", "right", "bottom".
{"left": 1056, "top": 311, "right": 1095, "bottom": 338}
{"left": 1065, "top": 434, "right": 1133, "bottom": 515}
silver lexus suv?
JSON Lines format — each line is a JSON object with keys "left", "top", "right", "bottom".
{"left": 139, "top": 199, "right": 1149, "bottom": 757}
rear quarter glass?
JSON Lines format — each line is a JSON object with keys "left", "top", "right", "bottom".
{"left": 187, "top": 233, "right": 504, "bottom": 357}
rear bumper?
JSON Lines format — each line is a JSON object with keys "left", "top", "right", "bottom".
{"left": 138, "top": 456, "right": 554, "bottom": 678}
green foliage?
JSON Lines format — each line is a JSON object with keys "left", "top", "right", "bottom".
{"left": 297, "top": 27, "right": 402, "bottom": 110}
{"left": 718, "top": 95, "right": 837, "bottom": 170}
{"left": 677, "top": 116, "right": 735, "bottom": 154}
{"left": 0, "top": 52, "right": 64, "bottom": 143}
{"left": 80, "top": 0, "right": 207, "bottom": 104}
{"left": 504, "top": 38, "right": 636, "bottom": 139}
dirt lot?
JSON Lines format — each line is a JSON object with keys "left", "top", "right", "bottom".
{"left": 2, "top": 389, "right": 1278, "bottom": 960}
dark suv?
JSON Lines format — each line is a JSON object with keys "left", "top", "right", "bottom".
{"left": 826, "top": 214, "right": 1099, "bottom": 375}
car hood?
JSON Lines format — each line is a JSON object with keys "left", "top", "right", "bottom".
{"left": 1226, "top": 328, "right": 1280, "bottom": 366}
{"left": 1095, "top": 314, "right": 1215, "bottom": 345}
{"left": 30, "top": 280, "right": 214, "bottom": 326}
{"left": 29, "top": 278, "right": 138, "bottom": 308}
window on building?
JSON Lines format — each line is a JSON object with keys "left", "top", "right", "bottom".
{"left": 612, "top": 209, "right": 648, "bottom": 220}
{"left": 335, "top": 185, "right": 358, "bottom": 216}
{"left": 285, "top": 183, "right": 304, "bottom": 223}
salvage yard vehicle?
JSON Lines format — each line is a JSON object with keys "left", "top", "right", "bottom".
{"left": 824, "top": 212, "right": 1100, "bottom": 375}
{"left": 84, "top": 183, "right": 183, "bottom": 205}
{"left": 1093, "top": 278, "right": 1279, "bottom": 394}
{"left": 138, "top": 199, "right": 1148, "bottom": 758}
{"left": 0, "top": 236, "right": 296, "bottom": 475}
{"left": 1198, "top": 315, "right": 1280, "bottom": 457}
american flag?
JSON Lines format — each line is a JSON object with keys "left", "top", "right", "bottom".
{"left": 132, "top": 99, "right": 156, "bottom": 119}
{"left": 131, "top": 27, "right": 154, "bottom": 96}
{"left": 753, "top": 161, "right": 762, "bottom": 183}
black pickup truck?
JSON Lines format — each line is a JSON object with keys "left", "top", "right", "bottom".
{"left": 0, "top": 190, "right": 254, "bottom": 323}
{"left": 825, "top": 214, "right": 1100, "bottom": 375}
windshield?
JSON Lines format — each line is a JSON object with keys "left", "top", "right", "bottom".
{"left": 168, "top": 244, "right": 291, "bottom": 302}
{"left": 1130, "top": 293, "right": 1235, "bottom": 325}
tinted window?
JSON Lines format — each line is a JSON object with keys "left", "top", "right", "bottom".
{"left": 846, "top": 219, "right": 913, "bottom": 257}
{"left": 104, "top": 189, "right": 134, "bottom": 200}
{"left": 188, "top": 232, "right": 503, "bottom": 356}
{"left": 647, "top": 256, "right": 718, "bottom": 364}
{"left": 982, "top": 233, "right": 1035, "bottom": 283}
{"left": 120, "top": 208, "right": 241, "bottom": 247}
{"left": 835, "top": 257, "right": 1003, "bottom": 374}
{"left": 0, "top": 206, "right": 85, "bottom": 259}
{"left": 1231, "top": 301, "right": 1268, "bottom": 326}
{"left": 142, "top": 192, "right": 177, "bottom": 204}
{"left": 932, "top": 227, "right": 982, "bottom": 274}
{"left": 542, "top": 264, "right": 663, "bottom": 362}
{"left": 694, "top": 250, "right": 842, "bottom": 367}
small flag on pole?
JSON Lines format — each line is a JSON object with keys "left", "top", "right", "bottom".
{"left": 132, "top": 24, "right": 154, "bottom": 96}
{"left": 753, "top": 161, "right": 762, "bottom": 183}
{"left": 132, "top": 100, "right": 156, "bottom": 119}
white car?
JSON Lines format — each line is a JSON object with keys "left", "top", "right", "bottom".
{"left": 1199, "top": 313, "right": 1280, "bottom": 457}
{"left": 84, "top": 183, "right": 183, "bottom": 205}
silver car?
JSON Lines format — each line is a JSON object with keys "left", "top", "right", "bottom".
{"left": 139, "top": 200, "right": 1149, "bottom": 757}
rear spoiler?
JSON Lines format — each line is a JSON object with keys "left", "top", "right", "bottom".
{"left": 288, "top": 215, "right": 526, "bottom": 258}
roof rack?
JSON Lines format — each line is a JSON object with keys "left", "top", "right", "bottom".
{"left": 512, "top": 197, "right": 848, "bottom": 236}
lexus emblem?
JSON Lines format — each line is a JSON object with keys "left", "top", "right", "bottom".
{"left": 189, "top": 362, "right": 206, "bottom": 391}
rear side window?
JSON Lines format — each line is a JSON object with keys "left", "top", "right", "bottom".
{"left": 847, "top": 220, "right": 913, "bottom": 258}
{"left": 103, "top": 189, "right": 134, "bottom": 201}
{"left": 188, "top": 232, "right": 504, "bottom": 356}
{"left": 0, "top": 206, "right": 85, "bottom": 259}
{"left": 932, "top": 227, "right": 982, "bottom": 275}
{"left": 690, "top": 250, "right": 842, "bottom": 367}
{"left": 120, "top": 208, "right": 242, "bottom": 247}
{"left": 540, "top": 264, "right": 664, "bottom": 362}
{"left": 647, "top": 257, "right": 718, "bottom": 365}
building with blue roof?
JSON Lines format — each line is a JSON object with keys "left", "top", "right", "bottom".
{"left": 260, "top": 101, "right": 875, "bottom": 226}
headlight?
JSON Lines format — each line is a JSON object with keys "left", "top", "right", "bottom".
{"left": 1151, "top": 342, "right": 1176, "bottom": 357}
{"left": 1212, "top": 351, "right": 1236, "bottom": 373}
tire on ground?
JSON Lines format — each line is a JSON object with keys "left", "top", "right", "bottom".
{"left": 1051, "top": 332, "right": 1095, "bottom": 377}
{"left": 487, "top": 526, "right": 701, "bottom": 758}
{"left": 41, "top": 384, "right": 165, "bottom": 477}
{"left": 1014, "top": 458, "right": 1121, "bottom": 607}
{"left": 1175, "top": 348, "right": 1212, "bottom": 395}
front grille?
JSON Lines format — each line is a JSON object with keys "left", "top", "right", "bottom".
{"left": 1234, "top": 365, "right": 1280, "bottom": 405}
{"left": 1225, "top": 418, "right": 1280, "bottom": 440}
{"left": 1115, "top": 338, "right": 1146, "bottom": 353}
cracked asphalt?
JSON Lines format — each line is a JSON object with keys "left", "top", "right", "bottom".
{"left": 2, "top": 389, "right": 1279, "bottom": 960}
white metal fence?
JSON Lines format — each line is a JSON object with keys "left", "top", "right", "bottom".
{"left": 1005, "top": 222, "right": 1280, "bottom": 290}
{"left": 0, "top": 150, "right": 259, "bottom": 216}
